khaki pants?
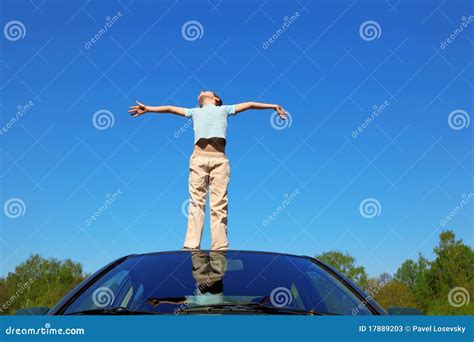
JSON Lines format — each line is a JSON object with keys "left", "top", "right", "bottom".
{"left": 183, "top": 151, "right": 230, "bottom": 250}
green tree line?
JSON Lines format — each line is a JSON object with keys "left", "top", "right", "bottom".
{"left": 0, "top": 230, "right": 472, "bottom": 315}
{"left": 318, "top": 230, "right": 473, "bottom": 315}
{"left": 0, "top": 255, "right": 85, "bottom": 315}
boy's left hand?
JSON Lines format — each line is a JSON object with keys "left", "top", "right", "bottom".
{"left": 275, "top": 105, "right": 287, "bottom": 120}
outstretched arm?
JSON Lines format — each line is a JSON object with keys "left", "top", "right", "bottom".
{"left": 234, "top": 102, "right": 287, "bottom": 119}
{"left": 128, "top": 101, "right": 186, "bottom": 117}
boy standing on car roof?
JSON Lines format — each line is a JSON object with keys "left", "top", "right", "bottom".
{"left": 129, "top": 91, "right": 287, "bottom": 250}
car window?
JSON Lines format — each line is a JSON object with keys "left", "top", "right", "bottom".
{"left": 306, "top": 270, "right": 371, "bottom": 315}
{"left": 62, "top": 252, "right": 374, "bottom": 315}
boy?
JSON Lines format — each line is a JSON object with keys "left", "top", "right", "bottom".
{"left": 129, "top": 91, "right": 287, "bottom": 250}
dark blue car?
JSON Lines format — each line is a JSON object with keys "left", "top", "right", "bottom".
{"left": 18, "top": 250, "right": 408, "bottom": 315}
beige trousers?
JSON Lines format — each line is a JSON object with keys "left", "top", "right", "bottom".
{"left": 183, "top": 151, "right": 230, "bottom": 250}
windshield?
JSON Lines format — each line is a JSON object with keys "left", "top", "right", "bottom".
{"left": 62, "top": 251, "right": 374, "bottom": 315}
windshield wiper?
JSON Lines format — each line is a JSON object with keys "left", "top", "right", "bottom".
{"left": 65, "top": 307, "right": 162, "bottom": 315}
{"left": 178, "top": 303, "right": 322, "bottom": 315}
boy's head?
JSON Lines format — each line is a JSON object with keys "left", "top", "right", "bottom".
{"left": 198, "top": 91, "right": 223, "bottom": 107}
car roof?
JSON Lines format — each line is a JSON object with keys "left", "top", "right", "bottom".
{"left": 123, "top": 249, "right": 315, "bottom": 261}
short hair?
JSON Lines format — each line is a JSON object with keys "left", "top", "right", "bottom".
{"left": 212, "top": 92, "right": 223, "bottom": 106}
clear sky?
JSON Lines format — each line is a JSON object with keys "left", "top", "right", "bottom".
{"left": 1, "top": 0, "right": 472, "bottom": 278}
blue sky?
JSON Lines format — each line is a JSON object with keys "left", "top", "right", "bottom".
{"left": 0, "top": 0, "right": 472, "bottom": 278}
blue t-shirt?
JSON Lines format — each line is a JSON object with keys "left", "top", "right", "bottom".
{"left": 185, "top": 104, "right": 236, "bottom": 144}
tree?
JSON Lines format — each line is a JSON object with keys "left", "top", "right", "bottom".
{"left": 377, "top": 272, "right": 392, "bottom": 284}
{"left": 1, "top": 255, "right": 85, "bottom": 314}
{"left": 0, "top": 278, "right": 7, "bottom": 315}
{"left": 429, "top": 231, "right": 474, "bottom": 293}
{"left": 316, "top": 251, "right": 369, "bottom": 290}
{"left": 425, "top": 231, "right": 474, "bottom": 315}
{"left": 373, "top": 281, "right": 417, "bottom": 309}
{"left": 395, "top": 255, "right": 430, "bottom": 289}
{"left": 392, "top": 230, "right": 474, "bottom": 315}
{"left": 365, "top": 273, "right": 392, "bottom": 295}
{"left": 316, "top": 231, "right": 473, "bottom": 315}
{"left": 394, "top": 254, "right": 431, "bottom": 310}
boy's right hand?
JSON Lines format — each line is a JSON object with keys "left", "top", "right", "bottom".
{"left": 128, "top": 100, "right": 148, "bottom": 117}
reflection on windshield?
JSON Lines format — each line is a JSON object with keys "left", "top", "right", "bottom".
{"left": 147, "top": 251, "right": 227, "bottom": 310}
{"left": 62, "top": 251, "right": 375, "bottom": 315}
